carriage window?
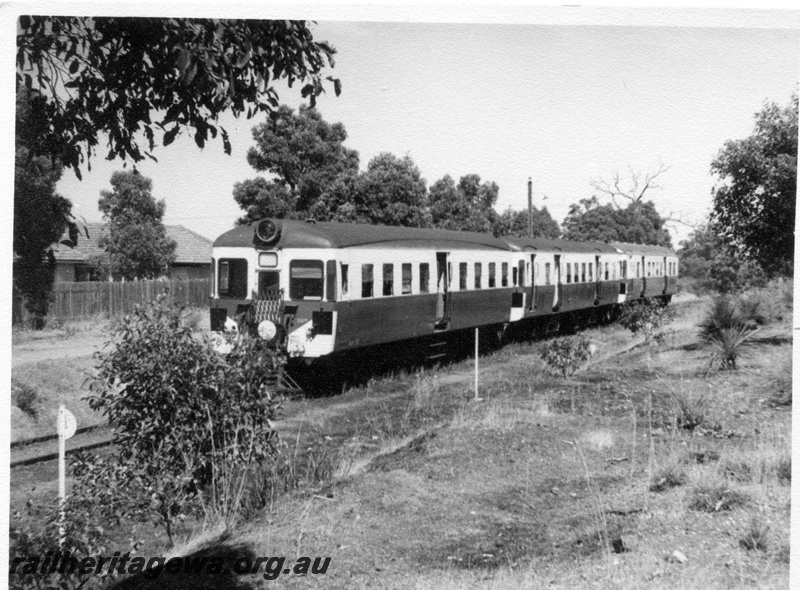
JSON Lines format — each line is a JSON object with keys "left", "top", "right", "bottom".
{"left": 566, "top": 263, "right": 572, "bottom": 284}
{"left": 581, "top": 263, "right": 586, "bottom": 283}
{"left": 518, "top": 261, "right": 525, "bottom": 287}
{"left": 218, "top": 259, "right": 248, "bottom": 299}
{"left": 402, "top": 263, "right": 412, "bottom": 294}
{"left": 383, "top": 264, "right": 394, "bottom": 296}
{"left": 501, "top": 263, "right": 508, "bottom": 287}
{"left": 512, "top": 266, "right": 519, "bottom": 287}
{"left": 341, "top": 263, "right": 349, "bottom": 296}
{"left": 545, "top": 263, "right": 551, "bottom": 286}
{"left": 459, "top": 262, "right": 468, "bottom": 290}
{"left": 488, "top": 263, "right": 496, "bottom": 288}
{"left": 573, "top": 264, "right": 579, "bottom": 284}
{"left": 588, "top": 263, "right": 593, "bottom": 282}
{"left": 474, "top": 263, "right": 482, "bottom": 289}
{"left": 605, "top": 263, "right": 609, "bottom": 280}
{"left": 289, "top": 260, "right": 323, "bottom": 300}
{"left": 362, "top": 264, "right": 374, "bottom": 298}
{"left": 420, "top": 263, "right": 430, "bottom": 293}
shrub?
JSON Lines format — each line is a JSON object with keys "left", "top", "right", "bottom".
{"left": 86, "top": 295, "right": 285, "bottom": 542}
{"left": 618, "top": 299, "right": 673, "bottom": 344}
{"left": 670, "top": 388, "right": 710, "bottom": 430}
{"left": 699, "top": 295, "right": 757, "bottom": 371}
{"left": 12, "top": 381, "right": 39, "bottom": 419}
{"left": 540, "top": 334, "right": 592, "bottom": 378}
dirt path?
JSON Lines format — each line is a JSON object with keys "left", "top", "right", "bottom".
{"left": 12, "top": 335, "right": 108, "bottom": 367}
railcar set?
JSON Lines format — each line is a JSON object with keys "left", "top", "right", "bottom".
{"left": 209, "top": 219, "right": 678, "bottom": 367}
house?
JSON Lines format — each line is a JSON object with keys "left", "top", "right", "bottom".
{"left": 51, "top": 222, "right": 213, "bottom": 283}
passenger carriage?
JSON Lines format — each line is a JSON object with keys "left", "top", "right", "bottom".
{"left": 210, "top": 219, "right": 679, "bottom": 363}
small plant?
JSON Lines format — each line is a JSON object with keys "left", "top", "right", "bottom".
{"left": 699, "top": 295, "right": 757, "bottom": 371}
{"left": 688, "top": 479, "right": 748, "bottom": 512}
{"left": 707, "top": 323, "right": 755, "bottom": 371}
{"left": 739, "top": 514, "right": 770, "bottom": 551}
{"left": 776, "top": 455, "right": 791, "bottom": 485}
{"left": 12, "top": 381, "right": 39, "bottom": 419}
{"left": 670, "top": 388, "right": 709, "bottom": 430}
{"left": 618, "top": 299, "right": 673, "bottom": 345}
{"left": 540, "top": 334, "right": 592, "bottom": 378}
{"left": 650, "top": 463, "right": 687, "bottom": 492}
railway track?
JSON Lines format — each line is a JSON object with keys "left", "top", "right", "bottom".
{"left": 11, "top": 425, "right": 114, "bottom": 468}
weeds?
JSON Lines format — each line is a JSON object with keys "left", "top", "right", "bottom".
{"left": 670, "top": 387, "right": 710, "bottom": 430}
{"left": 739, "top": 514, "right": 770, "bottom": 551}
{"left": 706, "top": 323, "right": 756, "bottom": 371}
{"left": 540, "top": 334, "right": 592, "bottom": 378}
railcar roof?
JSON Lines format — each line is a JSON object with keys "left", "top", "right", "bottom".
{"left": 499, "top": 236, "right": 619, "bottom": 255}
{"left": 213, "top": 220, "right": 520, "bottom": 251}
{"left": 609, "top": 242, "right": 677, "bottom": 256}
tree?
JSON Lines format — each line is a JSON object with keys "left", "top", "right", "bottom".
{"left": 710, "top": 93, "right": 797, "bottom": 276}
{"left": 562, "top": 196, "right": 672, "bottom": 247}
{"left": 233, "top": 105, "right": 359, "bottom": 222}
{"left": 97, "top": 171, "right": 177, "bottom": 280}
{"left": 13, "top": 88, "right": 77, "bottom": 328}
{"left": 590, "top": 162, "right": 670, "bottom": 208}
{"left": 493, "top": 206, "right": 561, "bottom": 238}
{"left": 428, "top": 174, "right": 499, "bottom": 233}
{"left": 17, "top": 17, "right": 340, "bottom": 175}
{"left": 344, "top": 153, "right": 430, "bottom": 227}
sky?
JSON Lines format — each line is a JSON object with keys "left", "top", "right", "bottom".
{"left": 11, "top": 6, "right": 800, "bottom": 249}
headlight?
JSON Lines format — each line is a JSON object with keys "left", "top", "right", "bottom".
{"left": 258, "top": 320, "right": 277, "bottom": 341}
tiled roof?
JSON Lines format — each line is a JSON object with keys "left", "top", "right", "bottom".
{"left": 52, "top": 222, "right": 212, "bottom": 265}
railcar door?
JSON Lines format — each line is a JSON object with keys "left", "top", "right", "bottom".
{"left": 594, "top": 255, "right": 601, "bottom": 304}
{"left": 435, "top": 252, "right": 451, "bottom": 330}
{"left": 553, "top": 254, "right": 561, "bottom": 311}
{"left": 529, "top": 254, "right": 536, "bottom": 310}
{"left": 641, "top": 255, "right": 647, "bottom": 297}
{"left": 663, "top": 256, "right": 668, "bottom": 294}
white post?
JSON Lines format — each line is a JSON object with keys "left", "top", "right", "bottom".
{"left": 58, "top": 405, "right": 66, "bottom": 547}
{"left": 474, "top": 328, "right": 479, "bottom": 400}
{"left": 57, "top": 406, "right": 77, "bottom": 548}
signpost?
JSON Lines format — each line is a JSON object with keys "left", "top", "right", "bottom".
{"left": 57, "top": 405, "right": 77, "bottom": 547}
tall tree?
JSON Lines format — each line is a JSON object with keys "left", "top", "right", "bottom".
{"left": 494, "top": 206, "right": 561, "bottom": 239}
{"left": 315, "top": 153, "right": 430, "bottom": 227}
{"left": 233, "top": 105, "right": 359, "bottom": 222}
{"left": 562, "top": 196, "right": 672, "bottom": 247}
{"left": 97, "top": 171, "right": 177, "bottom": 281}
{"left": 710, "top": 93, "right": 797, "bottom": 276}
{"left": 428, "top": 174, "right": 499, "bottom": 233}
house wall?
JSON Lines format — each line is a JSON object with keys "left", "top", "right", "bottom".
{"left": 54, "top": 263, "right": 77, "bottom": 284}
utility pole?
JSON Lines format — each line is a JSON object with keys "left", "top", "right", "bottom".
{"left": 527, "top": 177, "right": 533, "bottom": 237}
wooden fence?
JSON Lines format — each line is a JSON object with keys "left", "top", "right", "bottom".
{"left": 12, "top": 279, "right": 211, "bottom": 325}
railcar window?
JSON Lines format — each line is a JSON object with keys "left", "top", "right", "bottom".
{"left": 581, "top": 263, "right": 586, "bottom": 283}
{"left": 383, "top": 264, "right": 394, "bottom": 296}
{"left": 588, "top": 263, "right": 593, "bottom": 282}
{"left": 341, "top": 264, "right": 349, "bottom": 296}
{"left": 289, "top": 260, "right": 324, "bottom": 300}
{"left": 218, "top": 259, "right": 248, "bottom": 299}
{"left": 566, "top": 263, "right": 572, "bottom": 284}
{"left": 459, "top": 262, "right": 467, "bottom": 290}
{"left": 420, "top": 263, "right": 430, "bottom": 293}
{"left": 501, "top": 263, "right": 508, "bottom": 287}
{"left": 545, "top": 263, "right": 551, "bottom": 286}
{"left": 402, "top": 263, "right": 412, "bottom": 294}
{"left": 362, "top": 264, "right": 374, "bottom": 298}
{"left": 211, "top": 258, "right": 216, "bottom": 297}
{"left": 512, "top": 267, "right": 519, "bottom": 287}
{"left": 518, "top": 261, "right": 525, "bottom": 286}
{"left": 326, "top": 260, "right": 337, "bottom": 301}
{"left": 474, "top": 263, "right": 482, "bottom": 289}
{"left": 604, "top": 263, "right": 609, "bottom": 281}
{"left": 488, "top": 263, "right": 496, "bottom": 288}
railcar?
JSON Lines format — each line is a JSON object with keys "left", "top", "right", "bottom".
{"left": 209, "top": 219, "right": 678, "bottom": 363}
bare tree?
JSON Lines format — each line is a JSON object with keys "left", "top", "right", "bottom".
{"left": 590, "top": 161, "right": 671, "bottom": 209}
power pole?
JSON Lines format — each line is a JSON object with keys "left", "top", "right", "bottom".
{"left": 527, "top": 177, "right": 533, "bottom": 237}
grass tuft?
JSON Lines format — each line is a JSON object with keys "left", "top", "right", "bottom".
{"left": 688, "top": 478, "right": 748, "bottom": 512}
{"left": 739, "top": 514, "right": 770, "bottom": 551}
{"left": 649, "top": 463, "right": 687, "bottom": 492}
{"left": 12, "top": 381, "right": 39, "bottom": 419}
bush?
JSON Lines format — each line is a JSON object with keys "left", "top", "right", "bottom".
{"left": 699, "top": 295, "right": 757, "bottom": 371}
{"left": 650, "top": 463, "right": 687, "bottom": 492}
{"left": 618, "top": 299, "right": 673, "bottom": 344}
{"left": 86, "top": 295, "right": 285, "bottom": 542}
{"left": 12, "top": 380, "right": 39, "bottom": 419}
{"left": 540, "top": 334, "right": 592, "bottom": 378}
{"left": 670, "top": 388, "right": 710, "bottom": 430}
{"left": 739, "top": 515, "right": 770, "bottom": 551}
{"left": 688, "top": 480, "right": 748, "bottom": 512}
